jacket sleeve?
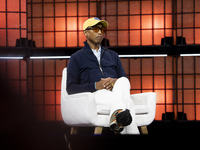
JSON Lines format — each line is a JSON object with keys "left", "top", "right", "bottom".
{"left": 66, "top": 55, "right": 96, "bottom": 95}
{"left": 116, "top": 55, "right": 127, "bottom": 78}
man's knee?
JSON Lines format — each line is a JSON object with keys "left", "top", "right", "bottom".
{"left": 117, "top": 77, "right": 129, "bottom": 83}
{"left": 115, "top": 77, "right": 130, "bottom": 89}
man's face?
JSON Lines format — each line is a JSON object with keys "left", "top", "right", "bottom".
{"left": 84, "top": 23, "right": 105, "bottom": 45}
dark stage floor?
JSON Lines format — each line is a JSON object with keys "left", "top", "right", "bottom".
{"left": 1, "top": 121, "right": 199, "bottom": 150}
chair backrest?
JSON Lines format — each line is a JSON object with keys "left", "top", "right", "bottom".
{"left": 61, "top": 67, "right": 69, "bottom": 99}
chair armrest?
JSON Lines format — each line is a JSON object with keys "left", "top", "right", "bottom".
{"left": 61, "top": 92, "right": 97, "bottom": 126}
{"left": 130, "top": 92, "right": 156, "bottom": 106}
{"left": 131, "top": 92, "right": 156, "bottom": 126}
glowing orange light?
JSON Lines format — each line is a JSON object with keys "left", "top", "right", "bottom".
{"left": 154, "top": 15, "right": 164, "bottom": 29}
{"left": 67, "top": 17, "right": 77, "bottom": 31}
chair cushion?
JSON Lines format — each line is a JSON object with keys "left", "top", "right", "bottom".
{"left": 97, "top": 105, "right": 149, "bottom": 115}
{"left": 134, "top": 105, "right": 149, "bottom": 114}
{"left": 97, "top": 105, "right": 110, "bottom": 115}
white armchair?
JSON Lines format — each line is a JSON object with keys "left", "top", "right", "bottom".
{"left": 61, "top": 67, "right": 156, "bottom": 135}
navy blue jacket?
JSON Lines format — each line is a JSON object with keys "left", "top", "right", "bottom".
{"left": 67, "top": 42, "right": 127, "bottom": 95}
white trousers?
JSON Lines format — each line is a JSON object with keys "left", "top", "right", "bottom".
{"left": 94, "top": 77, "right": 140, "bottom": 134}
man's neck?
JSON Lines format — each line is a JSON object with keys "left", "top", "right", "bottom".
{"left": 87, "top": 41, "right": 100, "bottom": 52}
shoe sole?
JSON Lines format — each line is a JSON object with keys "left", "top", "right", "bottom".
{"left": 116, "top": 109, "right": 132, "bottom": 126}
{"left": 110, "top": 123, "right": 124, "bottom": 132}
{"left": 110, "top": 121, "right": 117, "bottom": 131}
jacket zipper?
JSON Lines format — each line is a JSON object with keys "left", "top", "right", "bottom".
{"left": 99, "top": 64, "right": 105, "bottom": 78}
{"left": 91, "top": 48, "right": 106, "bottom": 78}
{"left": 99, "top": 48, "right": 106, "bottom": 78}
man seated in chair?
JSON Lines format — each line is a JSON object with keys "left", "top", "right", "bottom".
{"left": 67, "top": 17, "right": 140, "bottom": 134}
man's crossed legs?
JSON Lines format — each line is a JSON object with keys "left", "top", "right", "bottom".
{"left": 95, "top": 77, "right": 140, "bottom": 134}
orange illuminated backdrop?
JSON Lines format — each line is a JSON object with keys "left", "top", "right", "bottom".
{"left": 0, "top": 0, "right": 27, "bottom": 47}
{"left": 101, "top": 0, "right": 173, "bottom": 46}
{"left": 27, "top": 0, "right": 97, "bottom": 47}
{"left": 25, "top": 0, "right": 200, "bottom": 48}
{"left": 1, "top": 0, "right": 200, "bottom": 47}
{"left": 1, "top": 0, "right": 200, "bottom": 122}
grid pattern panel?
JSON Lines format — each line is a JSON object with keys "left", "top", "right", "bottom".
{"left": 176, "top": 0, "right": 200, "bottom": 44}
{"left": 28, "top": 59, "right": 67, "bottom": 121}
{"left": 27, "top": 0, "right": 97, "bottom": 48}
{"left": 23, "top": 56, "right": 200, "bottom": 121}
{"left": 122, "top": 56, "right": 200, "bottom": 120}
{"left": 176, "top": 56, "right": 200, "bottom": 120}
{"left": 2, "top": 0, "right": 200, "bottom": 47}
{"left": 0, "top": 0, "right": 27, "bottom": 47}
{"left": 102, "top": 0, "right": 200, "bottom": 46}
{"left": 1, "top": 0, "right": 200, "bottom": 122}
{"left": 29, "top": 58, "right": 174, "bottom": 121}
{"left": 101, "top": 0, "right": 173, "bottom": 46}
{"left": 121, "top": 57, "right": 174, "bottom": 120}
{"left": 0, "top": 59, "right": 28, "bottom": 103}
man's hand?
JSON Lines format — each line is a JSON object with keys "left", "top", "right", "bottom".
{"left": 102, "top": 77, "right": 117, "bottom": 90}
{"left": 96, "top": 77, "right": 117, "bottom": 91}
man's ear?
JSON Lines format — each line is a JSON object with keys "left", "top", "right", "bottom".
{"left": 83, "top": 30, "right": 87, "bottom": 37}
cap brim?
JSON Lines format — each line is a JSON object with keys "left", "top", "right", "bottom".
{"left": 98, "top": 20, "right": 109, "bottom": 28}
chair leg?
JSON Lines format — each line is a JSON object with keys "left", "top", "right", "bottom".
{"left": 67, "top": 127, "right": 79, "bottom": 150}
{"left": 64, "top": 134, "right": 71, "bottom": 150}
{"left": 94, "top": 127, "right": 103, "bottom": 134}
{"left": 140, "top": 126, "right": 148, "bottom": 135}
{"left": 70, "top": 126, "right": 79, "bottom": 135}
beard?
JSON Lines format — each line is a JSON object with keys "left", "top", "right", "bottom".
{"left": 87, "top": 37, "right": 103, "bottom": 45}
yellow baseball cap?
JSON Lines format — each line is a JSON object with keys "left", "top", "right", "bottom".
{"left": 83, "top": 17, "right": 109, "bottom": 30}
